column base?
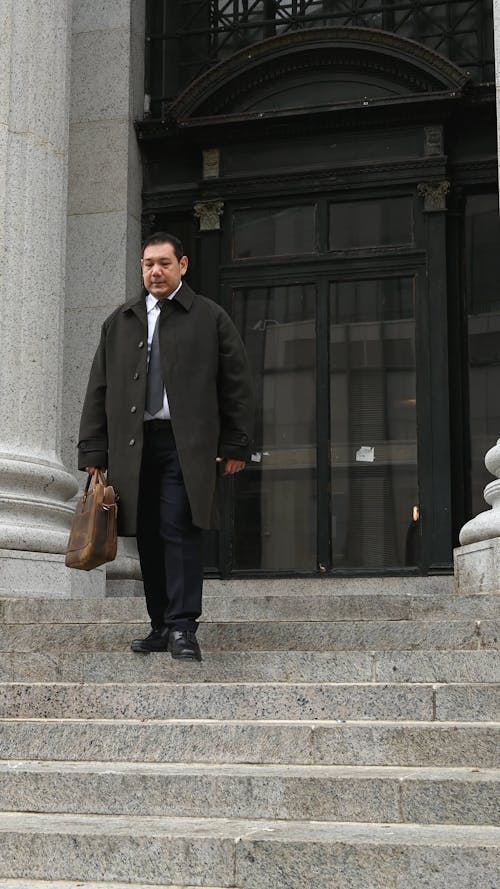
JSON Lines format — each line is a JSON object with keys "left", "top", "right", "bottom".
{"left": 453, "top": 537, "right": 500, "bottom": 596}
{"left": 0, "top": 549, "right": 106, "bottom": 598}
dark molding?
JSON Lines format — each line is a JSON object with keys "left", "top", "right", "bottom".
{"left": 167, "top": 27, "right": 470, "bottom": 120}
{"left": 137, "top": 91, "right": 463, "bottom": 147}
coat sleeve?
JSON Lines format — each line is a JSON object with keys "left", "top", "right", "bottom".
{"left": 216, "top": 308, "right": 254, "bottom": 462}
{"left": 77, "top": 323, "right": 109, "bottom": 470}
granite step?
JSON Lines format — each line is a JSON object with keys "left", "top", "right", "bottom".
{"left": 1, "top": 718, "right": 498, "bottom": 767}
{"left": 1, "top": 681, "right": 498, "bottom": 721}
{"left": 2, "top": 588, "right": 497, "bottom": 624}
{"left": 1, "top": 649, "right": 499, "bottom": 684}
{"left": 0, "top": 813, "right": 498, "bottom": 889}
{"left": 0, "top": 883, "right": 229, "bottom": 889}
{"left": 1, "top": 618, "right": 497, "bottom": 652}
{"left": 1, "top": 761, "right": 498, "bottom": 826}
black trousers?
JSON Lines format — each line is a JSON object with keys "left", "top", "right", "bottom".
{"left": 136, "top": 421, "right": 203, "bottom": 632}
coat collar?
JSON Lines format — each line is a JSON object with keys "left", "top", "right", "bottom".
{"left": 121, "top": 281, "right": 195, "bottom": 319}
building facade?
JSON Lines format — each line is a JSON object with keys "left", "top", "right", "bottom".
{"left": 0, "top": 1, "right": 498, "bottom": 594}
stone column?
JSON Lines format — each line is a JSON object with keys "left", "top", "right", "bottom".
{"left": 0, "top": 1, "right": 104, "bottom": 596}
{"left": 62, "top": 0, "right": 146, "bottom": 593}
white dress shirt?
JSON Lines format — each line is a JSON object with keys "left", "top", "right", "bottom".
{"left": 144, "top": 281, "right": 183, "bottom": 420}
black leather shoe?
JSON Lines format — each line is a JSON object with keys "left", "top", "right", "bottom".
{"left": 130, "top": 628, "right": 169, "bottom": 653}
{"left": 168, "top": 629, "right": 202, "bottom": 661}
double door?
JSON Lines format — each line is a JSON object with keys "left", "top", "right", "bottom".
{"left": 225, "top": 269, "right": 424, "bottom": 574}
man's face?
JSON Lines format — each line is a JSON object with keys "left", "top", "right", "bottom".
{"left": 141, "top": 242, "right": 188, "bottom": 299}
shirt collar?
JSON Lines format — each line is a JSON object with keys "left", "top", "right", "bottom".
{"left": 146, "top": 280, "right": 183, "bottom": 312}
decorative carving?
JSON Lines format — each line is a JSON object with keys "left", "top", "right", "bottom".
{"left": 168, "top": 26, "right": 469, "bottom": 120}
{"left": 424, "top": 126, "right": 444, "bottom": 157}
{"left": 194, "top": 200, "right": 224, "bottom": 231}
{"left": 203, "top": 148, "right": 220, "bottom": 179}
{"left": 417, "top": 181, "right": 450, "bottom": 211}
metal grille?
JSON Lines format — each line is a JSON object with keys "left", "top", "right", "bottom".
{"left": 146, "top": 0, "right": 494, "bottom": 115}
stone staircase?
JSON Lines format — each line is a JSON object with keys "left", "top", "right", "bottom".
{"left": 0, "top": 577, "right": 499, "bottom": 888}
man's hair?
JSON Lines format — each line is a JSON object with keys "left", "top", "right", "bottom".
{"left": 142, "top": 232, "right": 184, "bottom": 260}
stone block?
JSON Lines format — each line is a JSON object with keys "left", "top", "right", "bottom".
{"left": 68, "top": 120, "right": 129, "bottom": 215}
{"left": 234, "top": 821, "right": 500, "bottom": 889}
{"left": 0, "top": 550, "right": 105, "bottom": 598}
{"left": 312, "top": 722, "right": 500, "bottom": 767}
{"left": 0, "top": 681, "right": 434, "bottom": 722}
{"left": 435, "top": 684, "right": 500, "bottom": 722}
{"left": 80, "top": 650, "right": 374, "bottom": 684}
{"left": 375, "top": 651, "right": 500, "bottom": 683}
{"left": 0, "top": 762, "right": 401, "bottom": 823}
{"left": 454, "top": 538, "right": 500, "bottom": 595}
{"left": 0, "top": 719, "right": 314, "bottom": 764}
{"left": 400, "top": 769, "right": 500, "bottom": 826}
{"left": 0, "top": 813, "right": 235, "bottom": 886}
{"left": 0, "top": 617, "right": 486, "bottom": 652}
{"left": 65, "top": 213, "right": 130, "bottom": 309}
{"left": 73, "top": 0, "right": 133, "bottom": 33}
{"left": 70, "top": 29, "right": 131, "bottom": 123}
{"left": 0, "top": 617, "right": 484, "bottom": 653}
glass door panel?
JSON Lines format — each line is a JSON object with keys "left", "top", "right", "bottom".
{"left": 231, "top": 284, "right": 317, "bottom": 571}
{"left": 330, "top": 277, "right": 419, "bottom": 569}
{"left": 466, "top": 194, "right": 500, "bottom": 516}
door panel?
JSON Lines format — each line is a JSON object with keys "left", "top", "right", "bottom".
{"left": 231, "top": 284, "right": 317, "bottom": 571}
{"left": 329, "top": 277, "right": 419, "bottom": 569}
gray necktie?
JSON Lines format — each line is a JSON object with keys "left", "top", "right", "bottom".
{"left": 146, "top": 304, "right": 165, "bottom": 415}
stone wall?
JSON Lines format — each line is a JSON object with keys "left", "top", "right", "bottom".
{"left": 63, "top": 0, "right": 145, "bottom": 474}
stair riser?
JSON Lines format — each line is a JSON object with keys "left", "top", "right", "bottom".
{"left": 0, "top": 832, "right": 498, "bottom": 889}
{"left": 2, "top": 651, "right": 500, "bottom": 684}
{"left": 1, "top": 722, "right": 498, "bottom": 767}
{"left": 1, "top": 620, "right": 497, "bottom": 652}
{"left": 1, "top": 771, "right": 498, "bottom": 826}
{"left": 1, "top": 592, "right": 497, "bottom": 624}
{"left": 0, "top": 833, "right": 233, "bottom": 887}
{"left": 235, "top": 840, "right": 500, "bottom": 889}
{"left": 1, "top": 683, "right": 498, "bottom": 721}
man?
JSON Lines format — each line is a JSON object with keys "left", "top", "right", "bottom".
{"left": 78, "top": 232, "right": 253, "bottom": 661}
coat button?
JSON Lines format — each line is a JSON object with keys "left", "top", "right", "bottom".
{"left": 130, "top": 406, "right": 137, "bottom": 413}
{"left": 129, "top": 438, "right": 135, "bottom": 446}
{"left": 133, "top": 372, "right": 139, "bottom": 380}
{"left": 138, "top": 340, "right": 144, "bottom": 348}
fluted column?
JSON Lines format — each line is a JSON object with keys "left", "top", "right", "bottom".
{"left": 0, "top": 1, "right": 103, "bottom": 595}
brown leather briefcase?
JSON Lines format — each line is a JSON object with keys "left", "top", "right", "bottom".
{"left": 65, "top": 470, "right": 118, "bottom": 571}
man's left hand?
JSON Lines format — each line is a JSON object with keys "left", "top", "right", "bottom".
{"left": 216, "top": 457, "right": 246, "bottom": 475}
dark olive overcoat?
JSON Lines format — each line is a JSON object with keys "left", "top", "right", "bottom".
{"left": 77, "top": 283, "right": 254, "bottom": 535}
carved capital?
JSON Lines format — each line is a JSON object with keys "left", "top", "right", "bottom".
{"left": 417, "top": 181, "right": 450, "bottom": 212}
{"left": 194, "top": 200, "right": 224, "bottom": 231}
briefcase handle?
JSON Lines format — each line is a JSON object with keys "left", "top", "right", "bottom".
{"left": 83, "top": 468, "right": 107, "bottom": 501}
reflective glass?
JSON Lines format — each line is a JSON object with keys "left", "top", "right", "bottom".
{"left": 232, "top": 284, "right": 317, "bottom": 571}
{"left": 329, "top": 197, "right": 414, "bottom": 249}
{"left": 330, "top": 278, "right": 419, "bottom": 568}
{"left": 466, "top": 194, "right": 500, "bottom": 516}
{"left": 233, "top": 206, "right": 316, "bottom": 258}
